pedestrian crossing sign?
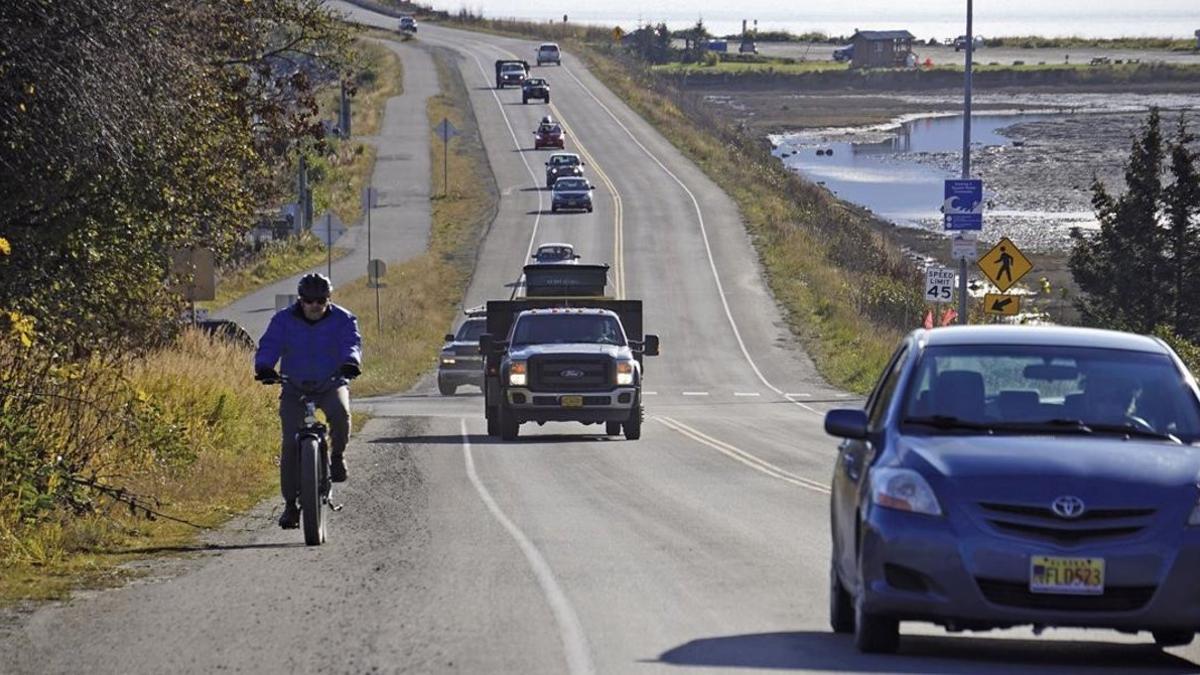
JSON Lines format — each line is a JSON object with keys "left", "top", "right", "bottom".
{"left": 977, "top": 237, "right": 1031, "bottom": 293}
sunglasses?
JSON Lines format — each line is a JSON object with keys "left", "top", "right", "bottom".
{"left": 300, "top": 297, "right": 328, "bottom": 306}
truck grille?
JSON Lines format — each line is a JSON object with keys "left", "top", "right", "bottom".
{"left": 530, "top": 356, "right": 611, "bottom": 392}
{"left": 975, "top": 578, "right": 1154, "bottom": 612}
{"left": 977, "top": 502, "right": 1155, "bottom": 547}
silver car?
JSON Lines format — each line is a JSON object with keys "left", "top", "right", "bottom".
{"left": 825, "top": 325, "right": 1200, "bottom": 653}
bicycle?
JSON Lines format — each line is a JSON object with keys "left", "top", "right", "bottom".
{"left": 260, "top": 373, "right": 343, "bottom": 545}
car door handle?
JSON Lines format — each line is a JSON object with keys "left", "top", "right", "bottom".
{"left": 842, "top": 453, "right": 860, "bottom": 480}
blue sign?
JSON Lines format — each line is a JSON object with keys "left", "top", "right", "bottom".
{"left": 943, "top": 179, "right": 983, "bottom": 230}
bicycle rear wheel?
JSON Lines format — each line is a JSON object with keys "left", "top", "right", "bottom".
{"left": 299, "top": 436, "right": 325, "bottom": 545}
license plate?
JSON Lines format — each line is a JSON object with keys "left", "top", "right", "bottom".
{"left": 561, "top": 395, "right": 583, "bottom": 408}
{"left": 1030, "top": 555, "right": 1104, "bottom": 595}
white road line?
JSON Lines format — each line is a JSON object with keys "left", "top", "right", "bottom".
{"left": 786, "top": 393, "right": 813, "bottom": 397}
{"left": 559, "top": 62, "right": 826, "bottom": 417}
{"left": 458, "top": 44, "right": 546, "bottom": 262}
{"left": 655, "top": 416, "right": 831, "bottom": 495}
{"left": 681, "top": 391, "right": 709, "bottom": 396}
{"left": 460, "top": 419, "right": 595, "bottom": 675}
{"left": 733, "top": 392, "right": 760, "bottom": 397}
{"left": 643, "top": 391, "right": 658, "bottom": 396}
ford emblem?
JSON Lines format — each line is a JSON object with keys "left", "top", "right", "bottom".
{"left": 1050, "top": 495, "right": 1086, "bottom": 519}
{"left": 561, "top": 368, "right": 584, "bottom": 378}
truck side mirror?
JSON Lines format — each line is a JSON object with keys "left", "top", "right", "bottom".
{"left": 444, "top": 333, "right": 455, "bottom": 342}
{"left": 479, "top": 333, "right": 492, "bottom": 355}
{"left": 642, "top": 334, "right": 660, "bottom": 356}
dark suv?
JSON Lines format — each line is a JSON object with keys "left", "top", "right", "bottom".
{"left": 437, "top": 314, "right": 487, "bottom": 395}
{"left": 522, "top": 77, "right": 550, "bottom": 104}
{"left": 545, "top": 153, "right": 584, "bottom": 188}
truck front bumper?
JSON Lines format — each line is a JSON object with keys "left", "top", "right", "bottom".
{"left": 503, "top": 387, "right": 638, "bottom": 423}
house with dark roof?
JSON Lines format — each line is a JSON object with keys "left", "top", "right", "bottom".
{"left": 849, "top": 30, "right": 916, "bottom": 69}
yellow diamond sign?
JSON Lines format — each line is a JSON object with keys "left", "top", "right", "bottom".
{"left": 977, "top": 237, "right": 1032, "bottom": 293}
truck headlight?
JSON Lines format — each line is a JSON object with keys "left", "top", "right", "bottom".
{"left": 870, "top": 468, "right": 942, "bottom": 516}
{"left": 616, "top": 361, "right": 634, "bottom": 385}
{"left": 509, "top": 361, "right": 527, "bottom": 387}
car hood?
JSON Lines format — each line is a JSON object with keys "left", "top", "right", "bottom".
{"left": 509, "top": 343, "right": 628, "bottom": 359}
{"left": 549, "top": 165, "right": 581, "bottom": 173}
{"left": 441, "top": 341, "right": 481, "bottom": 356}
{"left": 898, "top": 435, "right": 1200, "bottom": 506}
{"left": 554, "top": 188, "right": 590, "bottom": 196}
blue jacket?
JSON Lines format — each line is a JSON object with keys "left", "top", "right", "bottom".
{"left": 255, "top": 302, "right": 362, "bottom": 385}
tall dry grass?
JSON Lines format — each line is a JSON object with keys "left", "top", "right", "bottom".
{"left": 1, "top": 329, "right": 278, "bottom": 602}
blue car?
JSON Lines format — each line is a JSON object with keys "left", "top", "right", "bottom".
{"left": 550, "top": 176, "right": 594, "bottom": 213}
{"left": 825, "top": 325, "right": 1200, "bottom": 653}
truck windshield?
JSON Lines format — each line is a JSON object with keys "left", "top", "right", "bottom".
{"left": 511, "top": 315, "right": 625, "bottom": 346}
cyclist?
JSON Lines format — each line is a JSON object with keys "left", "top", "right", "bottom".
{"left": 254, "top": 273, "right": 362, "bottom": 529}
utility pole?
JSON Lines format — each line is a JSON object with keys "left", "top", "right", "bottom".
{"left": 958, "top": 0, "right": 974, "bottom": 325}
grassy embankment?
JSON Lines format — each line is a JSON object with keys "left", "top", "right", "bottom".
{"left": 205, "top": 38, "right": 403, "bottom": 311}
{"left": 0, "top": 331, "right": 280, "bottom": 603}
{"left": 335, "top": 44, "right": 498, "bottom": 397}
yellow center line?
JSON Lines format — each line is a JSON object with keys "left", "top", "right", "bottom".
{"left": 548, "top": 102, "right": 624, "bottom": 300}
{"left": 483, "top": 42, "right": 625, "bottom": 299}
{"left": 656, "top": 416, "right": 832, "bottom": 495}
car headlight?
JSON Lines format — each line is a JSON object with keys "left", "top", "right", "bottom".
{"left": 870, "top": 468, "right": 942, "bottom": 516}
{"left": 616, "top": 361, "right": 634, "bottom": 385}
{"left": 508, "top": 361, "right": 527, "bottom": 387}
{"left": 441, "top": 357, "right": 456, "bottom": 365}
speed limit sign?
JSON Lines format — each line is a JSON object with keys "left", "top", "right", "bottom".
{"left": 925, "top": 266, "right": 955, "bottom": 303}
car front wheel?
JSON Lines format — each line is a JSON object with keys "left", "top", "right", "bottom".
{"left": 853, "top": 598, "right": 899, "bottom": 653}
{"left": 829, "top": 564, "right": 855, "bottom": 633}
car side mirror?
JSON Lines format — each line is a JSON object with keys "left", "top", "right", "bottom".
{"left": 545, "top": 161, "right": 550, "bottom": 166}
{"left": 824, "top": 408, "right": 868, "bottom": 440}
{"left": 581, "top": 161, "right": 587, "bottom": 166}
{"left": 589, "top": 185, "right": 596, "bottom": 190}
{"left": 444, "top": 333, "right": 455, "bottom": 342}
{"left": 640, "top": 334, "right": 660, "bottom": 357}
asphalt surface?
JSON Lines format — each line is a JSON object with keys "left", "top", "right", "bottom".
{"left": 4, "top": 6, "right": 1200, "bottom": 674}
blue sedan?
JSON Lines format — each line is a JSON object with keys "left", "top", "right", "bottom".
{"left": 825, "top": 325, "right": 1200, "bottom": 653}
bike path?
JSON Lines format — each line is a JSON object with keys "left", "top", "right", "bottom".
{"left": 216, "top": 38, "right": 436, "bottom": 339}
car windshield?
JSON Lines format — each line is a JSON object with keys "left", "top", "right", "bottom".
{"left": 901, "top": 344, "right": 1200, "bottom": 442}
{"left": 511, "top": 315, "right": 625, "bottom": 346}
{"left": 502, "top": 65, "right": 524, "bottom": 72}
{"left": 554, "top": 179, "right": 587, "bottom": 191}
{"left": 526, "top": 79, "right": 546, "bottom": 86}
{"left": 536, "top": 246, "right": 573, "bottom": 261}
{"left": 455, "top": 319, "right": 486, "bottom": 342}
{"left": 551, "top": 155, "right": 578, "bottom": 166}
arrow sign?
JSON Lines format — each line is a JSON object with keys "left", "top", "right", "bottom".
{"left": 434, "top": 117, "right": 460, "bottom": 142}
{"left": 984, "top": 293, "right": 1021, "bottom": 316}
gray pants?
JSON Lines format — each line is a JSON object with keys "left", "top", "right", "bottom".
{"left": 279, "top": 385, "right": 350, "bottom": 503}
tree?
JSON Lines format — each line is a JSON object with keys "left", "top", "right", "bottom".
{"left": 0, "top": 0, "right": 353, "bottom": 352}
{"left": 1069, "top": 110, "right": 1200, "bottom": 336}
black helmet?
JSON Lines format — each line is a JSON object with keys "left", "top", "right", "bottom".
{"left": 297, "top": 273, "right": 332, "bottom": 300}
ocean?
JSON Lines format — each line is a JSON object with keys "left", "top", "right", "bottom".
{"left": 429, "top": 0, "right": 1200, "bottom": 40}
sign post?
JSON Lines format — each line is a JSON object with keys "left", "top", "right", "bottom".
{"left": 959, "top": 0, "right": 975, "bottom": 325}
{"left": 434, "top": 118, "right": 460, "bottom": 197}
{"left": 368, "top": 259, "right": 386, "bottom": 333}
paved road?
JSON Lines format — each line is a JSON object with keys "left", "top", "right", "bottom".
{"left": 215, "top": 39, "right": 437, "bottom": 339}
{"left": 4, "top": 6, "right": 1200, "bottom": 674}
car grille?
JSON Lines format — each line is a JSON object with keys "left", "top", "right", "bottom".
{"left": 530, "top": 356, "right": 611, "bottom": 392}
{"left": 977, "top": 501, "right": 1155, "bottom": 546}
{"left": 531, "top": 395, "right": 611, "bottom": 406}
{"left": 975, "top": 578, "right": 1155, "bottom": 612}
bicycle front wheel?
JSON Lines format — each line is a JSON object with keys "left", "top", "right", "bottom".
{"left": 299, "top": 436, "right": 325, "bottom": 545}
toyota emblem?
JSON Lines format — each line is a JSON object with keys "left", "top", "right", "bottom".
{"left": 561, "top": 368, "right": 584, "bottom": 378}
{"left": 1051, "top": 495, "right": 1086, "bottom": 519}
